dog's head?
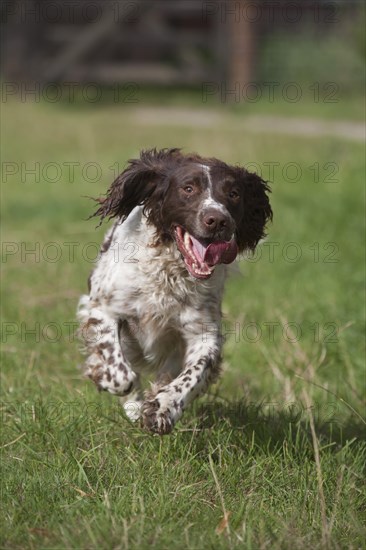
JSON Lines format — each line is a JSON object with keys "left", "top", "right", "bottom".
{"left": 93, "top": 148, "right": 272, "bottom": 279}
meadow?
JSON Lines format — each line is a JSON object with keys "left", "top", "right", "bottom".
{"left": 1, "top": 93, "right": 365, "bottom": 549}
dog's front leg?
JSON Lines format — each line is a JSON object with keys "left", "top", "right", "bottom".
{"left": 78, "top": 299, "right": 138, "bottom": 397}
{"left": 142, "top": 326, "right": 222, "bottom": 435}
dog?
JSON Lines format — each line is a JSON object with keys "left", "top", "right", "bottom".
{"left": 77, "top": 148, "right": 272, "bottom": 434}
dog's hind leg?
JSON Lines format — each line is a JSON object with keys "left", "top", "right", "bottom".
{"left": 77, "top": 295, "right": 137, "bottom": 397}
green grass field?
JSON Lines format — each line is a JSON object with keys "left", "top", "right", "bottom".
{"left": 1, "top": 97, "right": 365, "bottom": 549}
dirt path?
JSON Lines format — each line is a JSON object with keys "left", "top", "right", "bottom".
{"left": 131, "top": 107, "right": 364, "bottom": 142}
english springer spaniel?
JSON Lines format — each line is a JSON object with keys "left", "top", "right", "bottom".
{"left": 77, "top": 148, "right": 272, "bottom": 434}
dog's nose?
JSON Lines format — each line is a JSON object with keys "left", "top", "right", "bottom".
{"left": 203, "top": 209, "right": 229, "bottom": 231}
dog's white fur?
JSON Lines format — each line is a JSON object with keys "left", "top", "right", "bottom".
{"left": 77, "top": 206, "right": 226, "bottom": 432}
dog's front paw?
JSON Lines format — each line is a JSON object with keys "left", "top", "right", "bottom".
{"left": 141, "top": 398, "right": 175, "bottom": 435}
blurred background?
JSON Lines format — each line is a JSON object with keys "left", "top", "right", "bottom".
{"left": 1, "top": 0, "right": 365, "bottom": 395}
{"left": 1, "top": 0, "right": 365, "bottom": 97}
{"left": 1, "top": 0, "right": 365, "bottom": 412}
{"left": 1, "top": 2, "right": 366, "bottom": 547}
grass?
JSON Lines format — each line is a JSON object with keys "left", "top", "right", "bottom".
{"left": 1, "top": 97, "right": 365, "bottom": 549}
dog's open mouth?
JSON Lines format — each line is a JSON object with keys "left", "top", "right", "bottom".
{"left": 174, "top": 226, "right": 238, "bottom": 279}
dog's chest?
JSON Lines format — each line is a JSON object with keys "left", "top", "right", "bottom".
{"left": 95, "top": 212, "right": 226, "bottom": 336}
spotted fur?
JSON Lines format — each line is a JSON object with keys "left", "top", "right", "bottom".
{"left": 77, "top": 149, "right": 272, "bottom": 434}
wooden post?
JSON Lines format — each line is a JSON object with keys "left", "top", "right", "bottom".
{"left": 229, "top": 0, "right": 256, "bottom": 99}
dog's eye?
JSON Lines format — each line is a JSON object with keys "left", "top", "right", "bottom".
{"left": 184, "top": 185, "right": 194, "bottom": 194}
{"left": 229, "top": 190, "right": 239, "bottom": 199}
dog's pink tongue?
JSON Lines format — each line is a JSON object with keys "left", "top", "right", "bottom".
{"left": 204, "top": 240, "right": 238, "bottom": 265}
{"left": 191, "top": 237, "right": 238, "bottom": 266}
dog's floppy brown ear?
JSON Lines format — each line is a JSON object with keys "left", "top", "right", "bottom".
{"left": 92, "top": 148, "right": 181, "bottom": 223}
{"left": 235, "top": 169, "right": 273, "bottom": 252}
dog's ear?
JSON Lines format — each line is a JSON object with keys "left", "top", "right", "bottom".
{"left": 235, "top": 169, "right": 273, "bottom": 252}
{"left": 92, "top": 148, "right": 181, "bottom": 223}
